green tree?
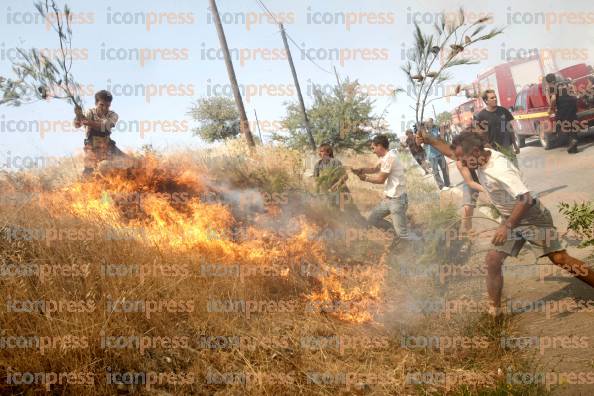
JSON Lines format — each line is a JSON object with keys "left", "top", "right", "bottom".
{"left": 275, "top": 79, "right": 390, "bottom": 151}
{"left": 188, "top": 96, "right": 241, "bottom": 143}
{"left": 436, "top": 110, "right": 452, "bottom": 126}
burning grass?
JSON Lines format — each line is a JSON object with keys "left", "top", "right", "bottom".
{"left": 0, "top": 143, "right": 543, "bottom": 395}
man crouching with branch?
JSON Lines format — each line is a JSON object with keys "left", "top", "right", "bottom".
{"left": 74, "top": 90, "right": 120, "bottom": 177}
{"left": 417, "top": 129, "right": 594, "bottom": 316}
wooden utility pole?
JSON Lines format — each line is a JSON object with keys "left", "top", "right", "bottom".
{"left": 254, "top": 109, "right": 263, "bottom": 144}
{"left": 208, "top": 0, "right": 255, "bottom": 147}
{"left": 279, "top": 23, "right": 316, "bottom": 151}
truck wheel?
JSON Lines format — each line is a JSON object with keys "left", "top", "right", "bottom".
{"left": 516, "top": 134, "right": 526, "bottom": 148}
{"left": 537, "top": 125, "right": 553, "bottom": 150}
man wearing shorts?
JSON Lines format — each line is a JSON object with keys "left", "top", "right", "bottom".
{"left": 417, "top": 130, "right": 594, "bottom": 316}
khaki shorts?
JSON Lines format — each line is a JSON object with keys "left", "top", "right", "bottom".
{"left": 495, "top": 203, "right": 566, "bottom": 258}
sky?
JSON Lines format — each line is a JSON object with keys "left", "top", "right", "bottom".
{"left": 0, "top": 0, "right": 593, "bottom": 166}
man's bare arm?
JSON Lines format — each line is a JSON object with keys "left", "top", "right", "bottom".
{"left": 492, "top": 192, "right": 534, "bottom": 245}
{"left": 456, "top": 161, "right": 484, "bottom": 192}
{"left": 508, "top": 122, "right": 520, "bottom": 152}
{"left": 363, "top": 172, "right": 388, "bottom": 184}
{"left": 505, "top": 192, "right": 534, "bottom": 229}
{"left": 417, "top": 132, "right": 456, "bottom": 160}
{"left": 352, "top": 164, "right": 380, "bottom": 175}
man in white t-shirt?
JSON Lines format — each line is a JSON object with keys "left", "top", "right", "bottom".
{"left": 417, "top": 130, "right": 594, "bottom": 316}
{"left": 352, "top": 134, "right": 410, "bottom": 245}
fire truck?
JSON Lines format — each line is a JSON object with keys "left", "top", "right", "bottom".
{"left": 450, "top": 53, "right": 594, "bottom": 149}
{"left": 510, "top": 63, "right": 594, "bottom": 149}
{"left": 450, "top": 53, "right": 552, "bottom": 133}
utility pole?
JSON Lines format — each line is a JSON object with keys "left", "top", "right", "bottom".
{"left": 279, "top": 23, "right": 316, "bottom": 151}
{"left": 254, "top": 109, "right": 263, "bottom": 144}
{"left": 208, "top": 0, "right": 255, "bottom": 147}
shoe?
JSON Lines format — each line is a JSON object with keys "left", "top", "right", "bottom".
{"left": 567, "top": 139, "right": 578, "bottom": 154}
{"left": 441, "top": 186, "right": 450, "bottom": 191}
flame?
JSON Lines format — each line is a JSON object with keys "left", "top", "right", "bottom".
{"left": 37, "top": 154, "right": 385, "bottom": 323}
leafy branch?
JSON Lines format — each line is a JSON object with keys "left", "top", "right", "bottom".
{"left": 559, "top": 201, "right": 594, "bottom": 248}
{"left": 0, "top": 0, "right": 83, "bottom": 116}
{"left": 402, "top": 8, "right": 504, "bottom": 125}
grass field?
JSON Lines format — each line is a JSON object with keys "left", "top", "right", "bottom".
{"left": 0, "top": 142, "right": 546, "bottom": 395}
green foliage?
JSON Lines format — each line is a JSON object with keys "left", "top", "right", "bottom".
{"left": 274, "top": 79, "right": 389, "bottom": 151}
{"left": 0, "top": 1, "right": 83, "bottom": 109}
{"left": 188, "top": 96, "right": 240, "bottom": 143}
{"left": 559, "top": 201, "right": 594, "bottom": 248}
{"left": 315, "top": 166, "right": 346, "bottom": 193}
{"left": 402, "top": 8, "right": 504, "bottom": 123}
{"left": 436, "top": 110, "right": 452, "bottom": 126}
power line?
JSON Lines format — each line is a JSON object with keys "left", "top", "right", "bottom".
{"left": 253, "top": 0, "right": 333, "bottom": 74}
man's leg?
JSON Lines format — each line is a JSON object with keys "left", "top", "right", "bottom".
{"left": 439, "top": 156, "right": 451, "bottom": 187}
{"left": 429, "top": 157, "right": 444, "bottom": 189}
{"left": 388, "top": 194, "right": 409, "bottom": 239}
{"left": 485, "top": 250, "right": 509, "bottom": 311}
{"left": 567, "top": 131, "right": 578, "bottom": 154}
{"left": 83, "top": 139, "right": 96, "bottom": 177}
{"left": 461, "top": 183, "right": 478, "bottom": 232}
{"left": 546, "top": 250, "right": 594, "bottom": 287}
{"left": 368, "top": 199, "right": 393, "bottom": 232}
{"left": 463, "top": 205, "right": 474, "bottom": 232}
{"left": 414, "top": 154, "right": 428, "bottom": 175}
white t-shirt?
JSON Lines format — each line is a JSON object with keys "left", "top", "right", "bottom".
{"left": 379, "top": 149, "right": 407, "bottom": 198}
{"left": 476, "top": 149, "right": 529, "bottom": 217}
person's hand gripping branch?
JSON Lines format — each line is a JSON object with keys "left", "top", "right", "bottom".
{"left": 415, "top": 125, "right": 457, "bottom": 160}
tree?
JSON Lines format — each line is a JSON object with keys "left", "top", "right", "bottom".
{"left": 435, "top": 111, "right": 452, "bottom": 126}
{"left": 0, "top": 0, "right": 83, "bottom": 114}
{"left": 275, "top": 79, "right": 391, "bottom": 151}
{"left": 401, "top": 8, "right": 504, "bottom": 125}
{"left": 188, "top": 96, "right": 241, "bottom": 143}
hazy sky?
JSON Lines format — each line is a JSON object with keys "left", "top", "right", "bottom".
{"left": 0, "top": 0, "right": 593, "bottom": 164}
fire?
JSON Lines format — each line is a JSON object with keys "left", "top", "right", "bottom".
{"left": 37, "top": 154, "right": 386, "bottom": 323}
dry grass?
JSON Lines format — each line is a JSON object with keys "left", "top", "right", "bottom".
{"left": 0, "top": 143, "right": 543, "bottom": 395}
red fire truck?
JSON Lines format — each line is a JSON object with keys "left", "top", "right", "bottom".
{"left": 451, "top": 54, "right": 551, "bottom": 133}
{"left": 450, "top": 53, "right": 594, "bottom": 149}
{"left": 510, "top": 63, "right": 594, "bottom": 149}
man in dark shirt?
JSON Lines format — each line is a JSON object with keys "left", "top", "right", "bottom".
{"left": 473, "top": 89, "right": 520, "bottom": 163}
{"left": 549, "top": 81, "right": 580, "bottom": 154}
